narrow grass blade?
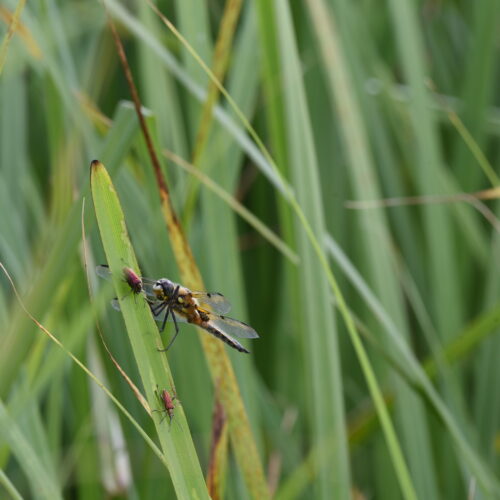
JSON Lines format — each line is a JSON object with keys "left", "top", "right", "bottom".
{"left": 183, "top": 0, "right": 243, "bottom": 225}
{"left": 325, "top": 234, "right": 500, "bottom": 495}
{"left": 0, "top": 466, "right": 23, "bottom": 500}
{"left": 306, "top": 0, "right": 437, "bottom": 495}
{"left": 0, "top": 261, "right": 174, "bottom": 481}
{"left": 0, "top": 400, "right": 62, "bottom": 500}
{"left": 0, "top": 0, "right": 27, "bottom": 75}
{"left": 0, "top": 103, "right": 139, "bottom": 397}
{"left": 273, "top": 1, "right": 351, "bottom": 497}
{"left": 450, "top": 0, "right": 500, "bottom": 187}
{"left": 164, "top": 149, "right": 299, "bottom": 265}
{"left": 105, "top": 0, "right": 289, "bottom": 197}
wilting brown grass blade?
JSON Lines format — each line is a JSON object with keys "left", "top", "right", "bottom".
{"left": 106, "top": 10, "right": 270, "bottom": 500}
{"left": 345, "top": 189, "right": 500, "bottom": 233}
{"left": 206, "top": 398, "right": 228, "bottom": 500}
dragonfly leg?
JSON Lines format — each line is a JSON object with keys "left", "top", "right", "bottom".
{"left": 150, "top": 300, "right": 166, "bottom": 315}
{"left": 151, "top": 286, "right": 182, "bottom": 351}
{"left": 158, "top": 312, "right": 179, "bottom": 352}
{"left": 159, "top": 304, "right": 171, "bottom": 333}
{"left": 171, "top": 307, "right": 179, "bottom": 334}
{"left": 158, "top": 287, "right": 181, "bottom": 352}
{"left": 161, "top": 286, "right": 180, "bottom": 334}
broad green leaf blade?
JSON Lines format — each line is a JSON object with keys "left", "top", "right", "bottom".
{"left": 90, "top": 160, "right": 209, "bottom": 500}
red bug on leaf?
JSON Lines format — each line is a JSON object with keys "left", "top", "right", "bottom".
{"left": 153, "top": 385, "right": 178, "bottom": 426}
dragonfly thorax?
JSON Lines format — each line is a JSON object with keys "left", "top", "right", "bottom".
{"left": 153, "top": 278, "right": 176, "bottom": 300}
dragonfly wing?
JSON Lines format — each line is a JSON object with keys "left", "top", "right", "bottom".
{"left": 111, "top": 298, "right": 121, "bottom": 311}
{"left": 206, "top": 313, "right": 259, "bottom": 339}
{"left": 97, "top": 265, "right": 159, "bottom": 299}
{"left": 96, "top": 264, "right": 112, "bottom": 280}
{"left": 191, "top": 292, "right": 231, "bottom": 314}
{"left": 141, "top": 277, "right": 161, "bottom": 299}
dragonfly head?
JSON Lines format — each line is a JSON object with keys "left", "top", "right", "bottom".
{"left": 153, "top": 278, "right": 175, "bottom": 300}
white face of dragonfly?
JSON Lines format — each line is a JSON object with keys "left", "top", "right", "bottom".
{"left": 153, "top": 278, "right": 176, "bottom": 301}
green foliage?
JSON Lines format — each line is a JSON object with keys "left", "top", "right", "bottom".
{"left": 1, "top": 0, "right": 499, "bottom": 498}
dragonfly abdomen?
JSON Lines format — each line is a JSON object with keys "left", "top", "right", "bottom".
{"left": 203, "top": 324, "right": 250, "bottom": 354}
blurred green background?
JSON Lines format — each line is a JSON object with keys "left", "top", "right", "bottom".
{"left": 1, "top": 0, "right": 499, "bottom": 498}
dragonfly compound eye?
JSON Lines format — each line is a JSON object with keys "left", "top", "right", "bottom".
{"left": 159, "top": 279, "right": 175, "bottom": 297}
{"left": 153, "top": 281, "right": 165, "bottom": 299}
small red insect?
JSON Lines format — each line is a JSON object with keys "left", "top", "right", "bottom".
{"left": 122, "top": 266, "right": 143, "bottom": 295}
{"left": 153, "top": 386, "right": 177, "bottom": 426}
{"left": 96, "top": 264, "right": 144, "bottom": 297}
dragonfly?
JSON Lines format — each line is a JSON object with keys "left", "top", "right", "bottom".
{"left": 96, "top": 265, "right": 259, "bottom": 354}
